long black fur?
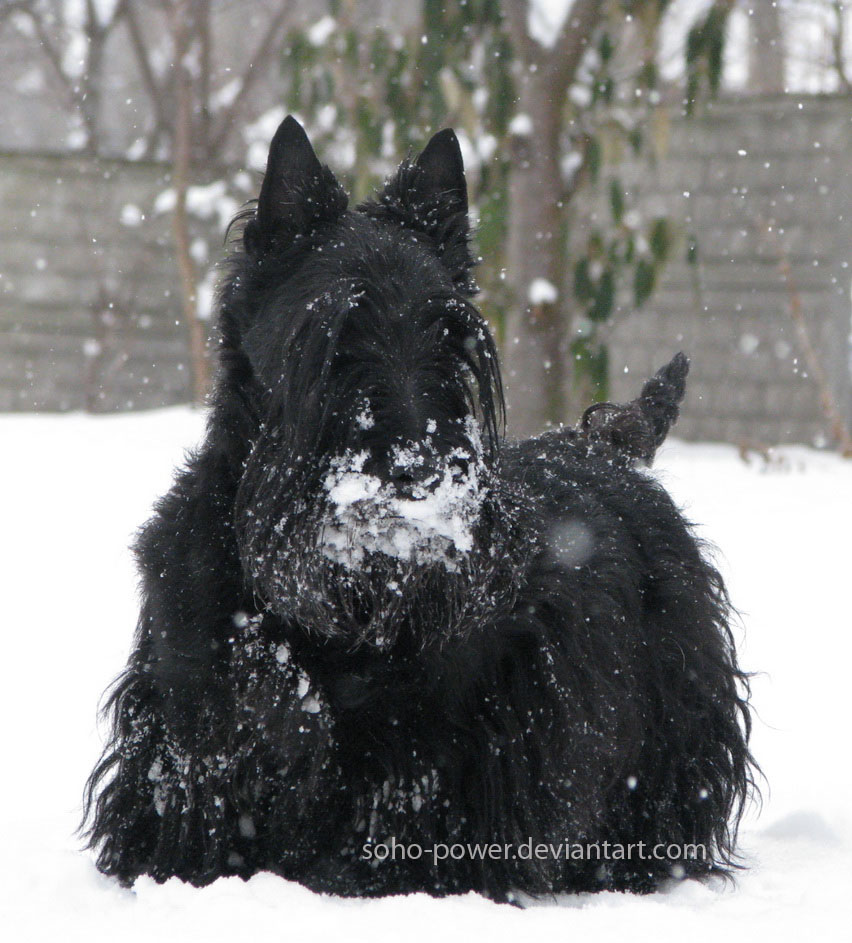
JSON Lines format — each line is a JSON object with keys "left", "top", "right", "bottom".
{"left": 83, "top": 116, "right": 756, "bottom": 901}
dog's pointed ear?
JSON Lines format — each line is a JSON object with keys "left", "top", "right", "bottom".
{"left": 244, "top": 115, "right": 347, "bottom": 253}
{"left": 257, "top": 116, "right": 323, "bottom": 230}
{"left": 413, "top": 128, "right": 468, "bottom": 214}
{"left": 360, "top": 128, "right": 475, "bottom": 292}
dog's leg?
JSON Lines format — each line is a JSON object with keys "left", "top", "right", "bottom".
{"left": 600, "top": 481, "right": 755, "bottom": 890}
{"left": 83, "top": 446, "right": 250, "bottom": 885}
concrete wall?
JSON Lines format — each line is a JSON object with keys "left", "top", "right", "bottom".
{"left": 600, "top": 94, "right": 852, "bottom": 446}
{"left": 0, "top": 151, "right": 202, "bottom": 411}
{"left": 1, "top": 95, "right": 851, "bottom": 444}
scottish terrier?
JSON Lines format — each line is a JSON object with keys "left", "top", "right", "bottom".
{"left": 83, "top": 116, "right": 755, "bottom": 901}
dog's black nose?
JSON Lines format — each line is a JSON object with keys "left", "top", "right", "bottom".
{"left": 389, "top": 458, "right": 440, "bottom": 495}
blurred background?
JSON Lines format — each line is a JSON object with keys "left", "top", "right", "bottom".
{"left": 0, "top": 0, "right": 850, "bottom": 448}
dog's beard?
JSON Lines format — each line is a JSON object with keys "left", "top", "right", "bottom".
{"left": 257, "top": 542, "right": 509, "bottom": 650}
{"left": 319, "top": 427, "right": 484, "bottom": 572}
{"left": 235, "top": 428, "right": 526, "bottom": 649}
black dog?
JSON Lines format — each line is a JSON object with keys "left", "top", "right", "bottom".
{"left": 84, "top": 117, "right": 755, "bottom": 901}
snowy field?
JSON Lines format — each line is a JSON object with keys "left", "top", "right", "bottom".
{"left": 2, "top": 407, "right": 851, "bottom": 941}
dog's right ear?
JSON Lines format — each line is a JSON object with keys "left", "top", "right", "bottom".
{"left": 243, "top": 115, "right": 348, "bottom": 253}
{"left": 412, "top": 128, "right": 469, "bottom": 215}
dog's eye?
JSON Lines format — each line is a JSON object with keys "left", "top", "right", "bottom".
{"left": 449, "top": 457, "right": 470, "bottom": 478}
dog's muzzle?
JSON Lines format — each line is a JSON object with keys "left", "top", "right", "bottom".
{"left": 319, "top": 446, "right": 485, "bottom": 571}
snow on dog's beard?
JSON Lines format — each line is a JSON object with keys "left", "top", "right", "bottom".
{"left": 236, "top": 419, "right": 524, "bottom": 650}
{"left": 321, "top": 417, "right": 484, "bottom": 571}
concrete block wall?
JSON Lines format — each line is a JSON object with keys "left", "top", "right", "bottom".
{"left": 599, "top": 94, "right": 852, "bottom": 446}
{"left": 0, "top": 151, "right": 198, "bottom": 411}
{"left": 1, "top": 95, "right": 850, "bottom": 446}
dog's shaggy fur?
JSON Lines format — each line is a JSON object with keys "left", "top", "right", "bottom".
{"left": 83, "top": 117, "right": 756, "bottom": 901}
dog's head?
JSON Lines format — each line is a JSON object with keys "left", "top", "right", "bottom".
{"left": 219, "top": 117, "right": 517, "bottom": 648}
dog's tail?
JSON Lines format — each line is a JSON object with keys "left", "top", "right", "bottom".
{"left": 579, "top": 352, "right": 689, "bottom": 465}
{"left": 637, "top": 351, "right": 690, "bottom": 448}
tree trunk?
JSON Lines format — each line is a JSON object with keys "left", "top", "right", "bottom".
{"left": 503, "top": 78, "right": 567, "bottom": 439}
{"left": 501, "top": 0, "right": 603, "bottom": 439}
{"left": 171, "top": 0, "right": 210, "bottom": 405}
{"left": 746, "top": 0, "right": 785, "bottom": 94}
{"left": 80, "top": 12, "right": 105, "bottom": 155}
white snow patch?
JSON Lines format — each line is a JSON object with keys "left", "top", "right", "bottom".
{"left": 196, "top": 270, "right": 218, "bottom": 322}
{"left": 13, "top": 67, "right": 45, "bottom": 95}
{"left": 120, "top": 203, "right": 144, "bottom": 227}
{"left": 211, "top": 78, "right": 242, "bottom": 111}
{"left": 1, "top": 409, "right": 852, "bottom": 939}
{"left": 90, "top": 0, "right": 121, "bottom": 26}
{"left": 508, "top": 113, "right": 533, "bottom": 136}
{"left": 186, "top": 181, "right": 239, "bottom": 231}
{"left": 151, "top": 183, "right": 237, "bottom": 230}
{"left": 190, "top": 238, "right": 208, "bottom": 265}
{"left": 528, "top": 278, "right": 558, "bottom": 305}
{"left": 528, "top": 0, "right": 575, "bottom": 47}
{"left": 477, "top": 134, "right": 498, "bottom": 162}
{"left": 568, "top": 83, "right": 593, "bottom": 108}
{"left": 244, "top": 107, "right": 289, "bottom": 170}
{"left": 10, "top": 11, "right": 35, "bottom": 37}
{"left": 301, "top": 694, "right": 322, "bottom": 715}
{"left": 275, "top": 643, "right": 290, "bottom": 665}
{"left": 307, "top": 15, "right": 336, "bottom": 47}
{"left": 739, "top": 333, "right": 760, "bottom": 356}
{"left": 62, "top": 28, "right": 88, "bottom": 79}
{"left": 355, "top": 404, "right": 375, "bottom": 431}
{"left": 153, "top": 188, "right": 176, "bottom": 214}
{"left": 319, "top": 422, "right": 484, "bottom": 570}
{"left": 126, "top": 137, "right": 147, "bottom": 161}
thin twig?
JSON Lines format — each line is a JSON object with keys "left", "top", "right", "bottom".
{"left": 120, "top": 0, "right": 171, "bottom": 157}
{"left": 763, "top": 221, "right": 852, "bottom": 456}
{"left": 170, "top": 0, "right": 210, "bottom": 404}
{"left": 208, "top": 1, "right": 293, "bottom": 153}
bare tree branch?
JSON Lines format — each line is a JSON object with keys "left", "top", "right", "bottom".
{"left": 209, "top": 1, "right": 293, "bottom": 153}
{"left": 544, "top": 0, "right": 606, "bottom": 89}
{"left": 505, "top": 0, "right": 604, "bottom": 77}
{"left": 5, "top": 0, "right": 129, "bottom": 153}
{"left": 831, "top": 0, "right": 852, "bottom": 93}
{"left": 0, "top": 1, "right": 34, "bottom": 27}
{"left": 28, "top": 10, "right": 80, "bottom": 109}
{"left": 504, "top": 0, "right": 537, "bottom": 63}
{"left": 169, "top": 0, "right": 210, "bottom": 403}
{"left": 119, "top": 0, "right": 171, "bottom": 157}
{"left": 760, "top": 218, "right": 852, "bottom": 456}
{"left": 79, "top": 0, "right": 120, "bottom": 154}
{"left": 197, "top": 0, "right": 212, "bottom": 157}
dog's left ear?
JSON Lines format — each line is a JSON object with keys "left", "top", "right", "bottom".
{"left": 360, "top": 128, "right": 475, "bottom": 291}
{"left": 244, "top": 115, "right": 348, "bottom": 253}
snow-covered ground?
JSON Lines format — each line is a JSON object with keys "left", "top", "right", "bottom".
{"left": 2, "top": 407, "right": 851, "bottom": 941}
